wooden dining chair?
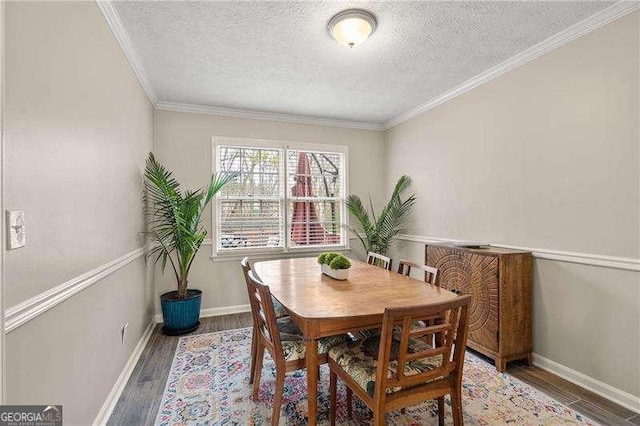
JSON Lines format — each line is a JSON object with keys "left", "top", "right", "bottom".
{"left": 328, "top": 295, "right": 471, "bottom": 426}
{"left": 241, "top": 258, "right": 289, "bottom": 318}
{"left": 246, "top": 270, "right": 349, "bottom": 426}
{"left": 358, "top": 252, "right": 393, "bottom": 339}
{"left": 241, "top": 257, "right": 289, "bottom": 386}
{"left": 367, "top": 251, "right": 393, "bottom": 270}
{"left": 397, "top": 259, "right": 439, "bottom": 286}
{"left": 397, "top": 260, "right": 442, "bottom": 343}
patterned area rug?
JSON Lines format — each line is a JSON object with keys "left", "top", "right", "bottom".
{"left": 155, "top": 327, "right": 597, "bottom": 425}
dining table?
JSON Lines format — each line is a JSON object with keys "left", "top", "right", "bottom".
{"left": 253, "top": 256, "right": 460, "bottom": 425}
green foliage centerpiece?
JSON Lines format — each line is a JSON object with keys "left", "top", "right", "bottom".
{"left": 318, "top": 252, "right": 351, "bottom": 280}
{"left": 143, "top": 152, "right": 235, "bottom": 334}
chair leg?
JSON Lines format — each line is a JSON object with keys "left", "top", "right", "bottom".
{"left": 271, "top": 369, "right": 285, "bottom": 426}
{"left": 372, "top": 406, "right": 385, "bottom": 426}
{"left": 451, "top": 386, "right": 464, "bottom": 426}
{"left": 252, "top": 342, "right": 264, "bottom": 400}
{"left": 346, "top": 387, "right": 353, "bottom": 420}
{"left": 329, "top": 371, "right": 337, "bottom": 426}
{"left": 249, "top": 326, "right": 257, "bottom": 384}
{"left": 437, "top": 396, "right": 445, "bottom": 426}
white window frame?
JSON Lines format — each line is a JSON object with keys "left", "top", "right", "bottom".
{"left": 211, "top": 136, "right": 349, "bottom": 259}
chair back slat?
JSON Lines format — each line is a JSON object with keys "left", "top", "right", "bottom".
{"left": 397, "top": 259, "right": 439, "bottom": 285}
{"left": 410, "top": 323, "right": 453, "bottom": 339}
{"left": 385, "top": 363, "right": 457, "bottom": 390}
{"left": 375, "top": 295, "right": 471, "bottom": 400}
{"left": 367, "top": 252, "right": 393, "bottom": 270}
{"left": 405, "top": 346, "right": 448, "bottom": 362}
{"left": 394, "top": 317, "right": 413, "bottom": 381}
{"left": 245, "top": 268, "right": 284, "bottom": 359}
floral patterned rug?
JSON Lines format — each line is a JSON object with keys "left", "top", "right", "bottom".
{"left": 155, "top": 327, "right": 597, "bottom": 425}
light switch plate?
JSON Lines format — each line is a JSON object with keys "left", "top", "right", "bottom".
{"left": 7, "top": 210, "right": 26, "bottom": 250}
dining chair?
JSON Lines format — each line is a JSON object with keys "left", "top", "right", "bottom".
{"left": 397, "top": 259, "right": 439, "bottom": 286}
{"left": 241, "top": 257, "right": 289, "bottom": 318}
{"left": 241, "top": 257, "right": 290, "bottom": 385}
{"left": 367, "top": 251, "right": 393, "bottom": 270}
{"left": 397, "top": 260, "right": 442, "bottom": 342}
{"left": 246, "top": 269, "right": 349, "bottom": 426}
{"left": 358, "top": 252, "right": 393, "bottom": 339}
{"left": 328, "top": 295, "right": 471, "bottom": 426}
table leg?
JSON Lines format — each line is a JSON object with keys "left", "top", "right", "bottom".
{"left": 305, "top": 338, "right": 319, "bottom": 425}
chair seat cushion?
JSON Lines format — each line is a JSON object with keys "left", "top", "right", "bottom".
{"left": 329, "top": 334, "right": 443, "bottom": 397}
{"left": 276, "top": 317, "right": 349, "bottom": 362}
{"left": 272, "top": 297, "right": 288, "bottom": 319}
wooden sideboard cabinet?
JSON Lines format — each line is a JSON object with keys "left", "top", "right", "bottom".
{"left": 425, "top": 244, "right": 532, "bottom": 372}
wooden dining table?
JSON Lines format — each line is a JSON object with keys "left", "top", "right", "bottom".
{"left": 253, "top": 256, "right": 459, "bottom": 425}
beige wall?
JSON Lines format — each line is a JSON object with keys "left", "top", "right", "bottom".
{"left": 3, "top": 1, "right": 637, "bottom": 422}
{"left": 4, "top": 2, "right": 154, "bottom": 424}
{"left": 153, "top": 110, "right": 384, "bottom": 312}
{"left": 385, "top": 12, "right": 639, "bottom": 398}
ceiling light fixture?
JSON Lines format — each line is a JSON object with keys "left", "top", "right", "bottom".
{"left": 328, "top": 9, "right": 377, "bottom": 48}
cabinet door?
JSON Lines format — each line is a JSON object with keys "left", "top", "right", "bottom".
{"left": 426, "top": 246, "right": 499, "bottom": 353}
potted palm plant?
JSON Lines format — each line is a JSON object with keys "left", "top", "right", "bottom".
{"left": 346, "top": 175, "right": 416, "bottom": 256}
{"left": 143, "top": 153, "right": 235, "bottom": 335}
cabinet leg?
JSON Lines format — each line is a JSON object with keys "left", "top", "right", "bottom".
{"left": 496, "top": 357, "right": 507, "bottom": 372}
{"left": 525, "top": 352, "right": 533, "bottom": 366}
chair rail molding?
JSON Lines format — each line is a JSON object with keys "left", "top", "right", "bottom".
{"left": 384, "top": 1, "right": 640, "bottom": 129}
{"left": 4, "top": 247, "right": 147, "bottom": 333}
{"left": 396, "top": 234, "right": 640, "bottom": 272}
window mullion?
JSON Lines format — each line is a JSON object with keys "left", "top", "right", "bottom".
{"left": 283, "top": 146, "right": 290, "bottom": 253}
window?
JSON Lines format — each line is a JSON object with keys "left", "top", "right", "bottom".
{"left": 213, "top": 137, "right": 348, "bottom": 255}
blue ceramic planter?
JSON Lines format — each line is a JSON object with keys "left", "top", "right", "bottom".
{"left": 160, "top": 289, "right": 202, "bottom": 335}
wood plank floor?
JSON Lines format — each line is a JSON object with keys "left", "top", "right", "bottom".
{"left": 108, "top": 313, "right": 639, "bottom": 425}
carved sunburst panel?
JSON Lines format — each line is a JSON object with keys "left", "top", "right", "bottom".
{"left": 427, "top": 246, "right": 499, "bottom": 351}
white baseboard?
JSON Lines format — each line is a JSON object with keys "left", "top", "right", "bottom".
{"left": 153, "top": 304, "right": 251, "bottom": 324}
{"left": 533, "top": 353, "right": 640, "bottom": 414}
{"left": 93, "top": 319, "right": 156, "bottom": 426}
{"left": 95, "top": 305, "right": 251, "bottom": 424}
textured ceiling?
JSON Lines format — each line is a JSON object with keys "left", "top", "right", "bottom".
{"left": 114, "top": 1, "right": 614, "bottom": 124}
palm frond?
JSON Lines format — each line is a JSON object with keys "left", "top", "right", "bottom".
{"left": 345, "top": 175, "right": 415, "bottom": 256}
{"left": 143, "top": 152, "right": 232, "bottom": 298}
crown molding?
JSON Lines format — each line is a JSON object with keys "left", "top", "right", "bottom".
{"left": 96, "top": 0, "right": 157, "bottom": 105}
{"left": 384, "top": 1, "right": 640, "bottom": 129}
{"left": 97, "top": 0, "right": 381, "bottom": 130}
{"left": 98, "top": 0, "right": 638, "bottom": 132}
{"left": 155, "top": 101, "right": 385, "bottom": 131}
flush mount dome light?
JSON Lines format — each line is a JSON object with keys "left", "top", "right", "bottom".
{"left": 328, "top": 9, "right": 377, "bottom": 48}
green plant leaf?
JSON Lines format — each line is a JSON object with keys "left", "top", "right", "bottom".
{"left": 345, "top": 175, "right": 415, "bottom": 256}
{"left": 143, "top": 152, "right": 234, "bottom": 298}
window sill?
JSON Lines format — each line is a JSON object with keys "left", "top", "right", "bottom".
{"left": 210, "top": 246, "right": 351, "bottom": 263}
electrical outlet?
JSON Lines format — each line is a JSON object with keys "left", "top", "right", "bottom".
{"left": 121, "top": 323, "right": 128, "bottom": 344}
{"left": 7, "top": 210, "right": 25, "bottom": 250}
